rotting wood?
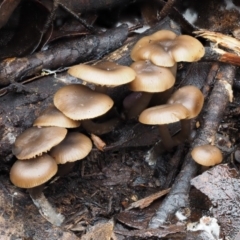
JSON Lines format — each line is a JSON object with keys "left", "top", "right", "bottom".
{"left": 0, "top": 24, "right": 129, "bottom": 87}
{"left": 148, "top": 63, "right": 236, "bottom": 228}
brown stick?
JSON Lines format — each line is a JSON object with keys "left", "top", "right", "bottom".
{"left": 203, "top": 47, "right": 240, "bottom": 67}
{"left": 148, "top": 63, "right": 236, "bottom": 228}
{"left": 0, "top": 24, "right": 129, "bottom": 87}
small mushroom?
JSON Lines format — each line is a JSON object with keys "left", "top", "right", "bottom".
{"left": 33, "top": 105, "right": 81, "bottom": 128}
{"left": 191, "top": 144, "right": 223, "bottom": 166}
{"left": 131, "top": 30, "right": 205, "bottom": 66}
{"left": 167, "top": 85, "right": 204, "bottom": 144}
{"left": 123, "top": 60, "right": 176, "bottom": 119}
{"left": 54, "top": 84, "right": 118, "bottom": 135}
{"left": 10, "top": 154, "right": 64, "bottom": 226}
{"left": 12, "top": 126, "right": 67, "bottom": 159}
{"left": 170, "top": 35, "right": 205, "bottom": 63}
{"left": 68, "top": 61, "right": 136, "bottom": 92}
{"left": 139, "top": 103, "right": 189, "bottom": 151}
{"left": 50, "top": 132, "right": 92, "bottom": 176}
{"left": 54, "top": 84, "right": 114, "bottom": 120}
{"left": 131, "top": 30, "right": 177, "bottom": 67}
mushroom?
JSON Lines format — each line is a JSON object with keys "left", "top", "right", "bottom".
{"left": 50, "top": 132, "right": 92, "bottom": 176}
{"left": 131, "top": 30, "right": 177, "bottom": 67}
{"left": 33, "top": 105, "right": 80, "bottom": 128}
{"left": 67, "top": 61, "right": 136, "bottom": 92}
{"left": 10, "top": 154, "right": 64, "bottom": 226}
{"left": 170, "top": 35, "right": 205, "bottom": 63}
{"left": 12, "top": 126, "right": 67, "bottom": 159}
{"left": 167, "top": 85, "right": 204, "bottom": 144}
{"left": 123, "top": 60, "right": 176, "bottom": 119}
{"left": 139, "top": 103, "right": 189, "bottom": 151}
{"left": 191, "top": 144, "right": 223, "bottom": 166}
{"left": 53, "top": 84, "right": 118, "bottom": 135}
{"left": 131, "top": 30, "right": 205, "bottom": 67}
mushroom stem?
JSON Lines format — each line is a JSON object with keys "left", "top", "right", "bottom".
{"left": 94, "top": 85, "right": 108, "bottom": 93}
{"left": 123, "top": 92, "right": 153, "bottom": 119}
{"left": 82, "top": 118, "right": 120, "bottom": 135}
{"left": 149, "top": 87, "right": 174, "bottom": 106}
{"left": 28, "top": 186, "right": 65, "bottom": 226}
{"left": 158, "top": 124, "right": 176, "bottom": 151}
{"left": 172, "top": 119, "right": 192, "bottom": 144}
{"left": 57, "top": 162, "right": 75, "bottom": 177}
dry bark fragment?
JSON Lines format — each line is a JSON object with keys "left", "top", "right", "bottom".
{"left": 148, "top": 63, "right": 236, "bottom": 228}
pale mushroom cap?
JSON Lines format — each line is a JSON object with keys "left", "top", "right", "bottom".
{"left": 167, "top": 86, "right": 204, "bottom": 118}
{"left": 50, "top": 132, "right": 92, "bottom": 164}
{"left": 12, "top": 127, "right": 67, "bottom": 160}
{"left": 139, "top": 103, "right": 189, "bottom": 125}
{"left": 68, "top": 61, "right": 136, "bottom": 86}
{"left": 53, "top": 84, "right": 114, "bottom": 120}
{"left": 33, "top": 105, "right": 81, "bottom": 128}
{"left": 191, "top": 145, "right": 223, "bottom": 166}
{"left": 129, "top": 60, "right": 176, "bottom": 92}
{"left": 10, "top": 154, "right": 58, "bottom": 188}
{"left": 135, "top": 43, "right": 175, "bottom": 67}
{"left": 170, "top": 35, "right": 205, "bottom": 62}
{"left": 131, "top": 30, "right": 177, "bottom": 66}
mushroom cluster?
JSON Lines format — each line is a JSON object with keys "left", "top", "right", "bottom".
{"left": 124, "top": 29, "right": 206, "bottom": 151}
{"left": 10, "top": 61, "right": 136, "bottom": 225}
{"left": 10, "top": 86, "right": 109, "bottom": 225}
{"left": 9, "top": 30, "right": 208, "bottom": 225}
{"left": 123, "top": 29, "right": 205, "bottom": 120}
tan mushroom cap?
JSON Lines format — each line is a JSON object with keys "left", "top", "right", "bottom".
{"left": 12, "top": 127, "right": 67, "bottom": 160}
{"left": 50, "top": 132, "right": 92, "bottom": 164}
{"left": 170, "top": 35, "right": 205, "bottom": 62}
{"left": 10, "top": 154, "right": 58, "bottom": 188}
{"left": 131, "top": 30, "right": 205, "bottom": 66}
{"left": 33, "top": 105, "right": 81, "bottom": 128}
{"left": 68, "top": 61, "right": 136, "bottom": 87}
{"left": 139, "top": 103, "right": 189, "bottom": 125}
{"left": 191, "top": 144, "right": 223, "bottom": 166}
{"left": 135, "top": 43, "right": 175, "bottom": 67}
{"left": 167, "top": 86, "right": 204, "bottom": 118}
{"left": 129, "top": 60, "right": 176, "bottom": 92}
{"left": 54, "top": 84, "right": 114, "bottom": 120}
{"left": 131, "top": 30, "right": 177, "bottom": 67}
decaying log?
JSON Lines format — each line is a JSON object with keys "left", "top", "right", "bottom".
{"left": 148, "top": 63, "right": 236, "bottom": 228}
{"left": 0, "top": 24, "right": 129, "bottom": 87}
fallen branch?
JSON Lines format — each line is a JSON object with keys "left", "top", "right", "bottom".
{"left": 148, "top": 63, "right": 236, "bottom": 228}
{"left": 203, "top": 47, "right": 240, "bottom": 67}
{"left": 0, "top": 24, "right": 129, "bottom": 87}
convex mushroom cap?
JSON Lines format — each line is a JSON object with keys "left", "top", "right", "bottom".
{"left": 33, "top": 105, "right": 81, "bottom": 128}
{"left": 10, "top": 154, "right": 58, "bottom": 188}
{"left": 129, "top": 60, "right": 176, "bottom": 92}
{"left": 53, "top": 84, "right": 114, "bottom": 120}
{"left": 50, "top": 132, "right": 92, "bottom": 164}
{"left": 68, "top": 61, "right": 136, "bottom": 87}
{"left": 131, "top": 30, "right": 205, "bottom": 67}
{"left": 139, "top": 103, "right": 189, "bottom": 125}
{"left": 12, "top": 127, "right": 67, "bottom": 159}
{"left": 131, "top": 30, "right": 177, "bottom": 67}
{"left": 191, "top": 145, "right": 223, "bottom": 166}
{"left": 167, "top": 86, "right": 204, "bottom": 118}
